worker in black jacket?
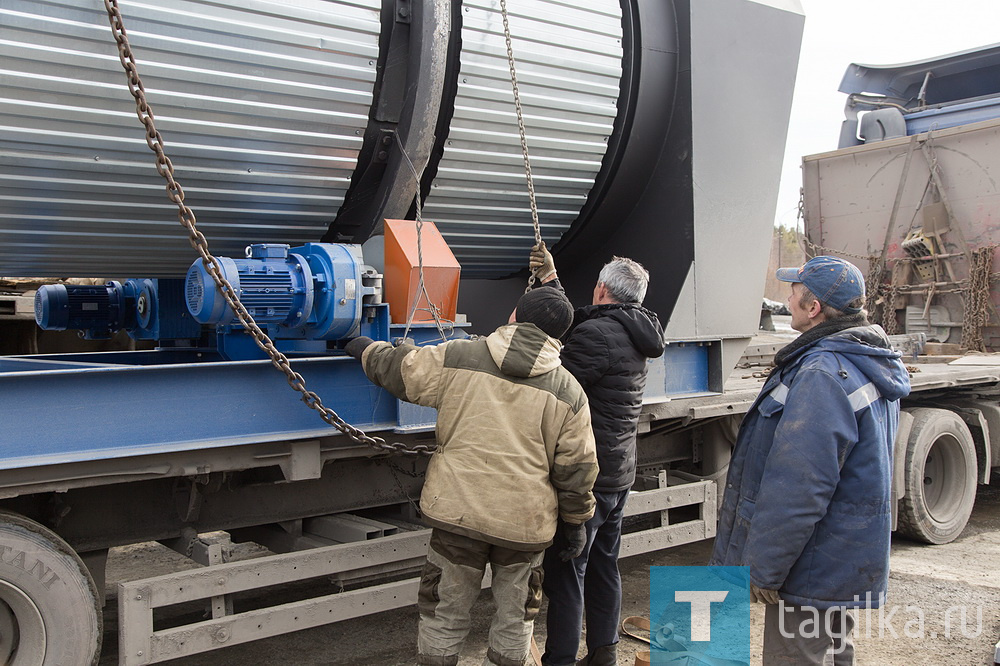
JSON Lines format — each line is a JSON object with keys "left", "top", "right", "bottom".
{"left": 530, "top": 244, "right": 665, "bottom": 666}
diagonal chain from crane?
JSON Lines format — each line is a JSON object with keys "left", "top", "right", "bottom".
{"left": 101, "top": 0, "right": 433, "bottom": 456}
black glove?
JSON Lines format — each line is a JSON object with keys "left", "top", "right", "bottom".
{"left": 529, "top": 242, "right": 557, "bottom": 282}
{"left": 344, "top": 336, "right": 375, "bottom": 360}
{"left": 558, "top": 521, "right": 587, "bottom": 562}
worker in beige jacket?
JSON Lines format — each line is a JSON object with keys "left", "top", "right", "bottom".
{"left": 345, "top": 287, "right": 598, "bottom": 666}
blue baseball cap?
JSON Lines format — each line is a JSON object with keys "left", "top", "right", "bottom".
{"left": 776, "top": 255, "right": 865, "bottom": 313}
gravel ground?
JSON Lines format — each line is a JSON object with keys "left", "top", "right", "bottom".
{"left": 98, "top": 483, "right": 1000, "bottom": 666}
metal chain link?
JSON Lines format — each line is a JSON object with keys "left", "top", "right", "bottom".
{"left": 806, "top": 202, "right": 995, "bottom": 347}
{"left": 499, "top": 0, "right": 543, "bottom": 291}
{"left": 801, "top": 236, "right": 877, "bottom": 264}
{"left": 798, "top": 133, "right": 999, "bottom": 347}
{"left": 394, "top": 132, "right": 451, "bottom": 344}
{"left": 882, "top": 262, "right": 902, "bottom": 336}
{"left": 961, "top": 245, "right": 994, "bottom": 352}
{"left": 102, "top": 0, "right": 433, "bottom": 456}
{"left": 801, "top": 169, "right": 902, "bottom": 328}
{"left": 801, "top": 218, "right": 907, "bottom": 329}
{"left": 801, "top": 234, "right": 885, "bottom": 314}
{"left": 864, "top": 257, "right": 883, "bottom": 318}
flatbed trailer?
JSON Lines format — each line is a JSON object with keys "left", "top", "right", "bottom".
{"left": 85, "top": 347, "right": 1000, "bottom": 664}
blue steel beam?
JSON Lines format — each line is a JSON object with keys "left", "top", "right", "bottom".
{"left": 0, "top": 354, "right": 403, "bottom": 470}
{"left": 0, "top": 336, "right": 713, "bottom": 473}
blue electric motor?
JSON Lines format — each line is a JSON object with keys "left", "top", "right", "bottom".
{"left": 185, "top": 243, "right": 380, "bottom": 342}
{"left": 35, "top": 279, "right": 198, "bottom": 340}
{"left": 34, "top": 243, "right": 384, "bottom": 357}
{"left": 35, "top": 282, "right": 127, "bottom": 336}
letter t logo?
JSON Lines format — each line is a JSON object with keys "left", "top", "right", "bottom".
{"left": 675, "top": 591, "right": 729, "bottom": 641}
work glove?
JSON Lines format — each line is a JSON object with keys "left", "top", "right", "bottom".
{"left": 748, "top": 581, "right": 781, "bottom": 604}
{"left": 529, "top": 242, "right": 557, "bottom": 282}
{"left": 344, "top": 336, "right": 375, "bottom": 361}
{"left": 558, "top": 521, "right": 587, "bottom": 562}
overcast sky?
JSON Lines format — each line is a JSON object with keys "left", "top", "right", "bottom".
{"left": 774, "top": 0, "right": 1000, "bottom": 229}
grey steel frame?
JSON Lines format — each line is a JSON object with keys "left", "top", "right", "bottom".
{"left": 117, "top": 477, "right": 715, "bottom": 664}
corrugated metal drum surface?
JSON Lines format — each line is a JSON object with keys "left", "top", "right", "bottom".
{"left": 0, "top": 0, "right": 623, "bottom": 279}
{"left": 423, "top": 0, "right": 623, "bottom": 278}
{"left": 1, "top": 0, "right": 380, "bottom": 276}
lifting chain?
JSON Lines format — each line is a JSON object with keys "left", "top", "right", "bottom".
{"left": 102, "top": 0, "right": 434, "bottom": 457}
{"left": 805, "top": 233, "right": 922, "bottom": 331}
{"left": 499, "top": 0, "right": 543, "bottom": 291}
{"left": 864, "top": 253, "right": 907, "bottom": 331}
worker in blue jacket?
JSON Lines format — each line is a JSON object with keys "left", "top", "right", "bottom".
{"left": 710, "top": 255, "right": 911, "bottom": 664}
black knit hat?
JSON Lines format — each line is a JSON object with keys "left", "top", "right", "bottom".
{"left": 515, "top": 288, "right": 573, "bottom": 339}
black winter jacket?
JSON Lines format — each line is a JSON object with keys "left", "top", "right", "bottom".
{"left": 560, "top": 301, "right": 665, "bottom": 491}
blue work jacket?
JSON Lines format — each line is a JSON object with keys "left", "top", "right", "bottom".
{"left": 710, "top": 325, "right": 911, "bottom": 609}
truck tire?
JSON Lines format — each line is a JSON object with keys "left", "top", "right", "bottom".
{"left": 0, "top": 511, "right": 101, "bottom": 665}
{"left": 897, "top": 408, "right": 978, "bottom": 544}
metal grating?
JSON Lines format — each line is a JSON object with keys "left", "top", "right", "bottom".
{"left": 0, "top": 0, "right": 381, "bottom": 277}
{"left": 185, "top": 270, "right": 205, "bottom": 315}
{"left": 422, "top": 0, "right": 624, "bottom": 278}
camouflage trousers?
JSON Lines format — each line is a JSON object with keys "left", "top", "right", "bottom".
{"left": 417, "top": 528, "right": 544, "bottom": 666}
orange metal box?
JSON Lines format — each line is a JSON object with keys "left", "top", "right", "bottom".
{"left": 383, "top": 219, "right": 461, "bottom": 324}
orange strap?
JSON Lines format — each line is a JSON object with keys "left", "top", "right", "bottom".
{"left": 621, "top": 616, "right": 652, "bottom": 644}
{"left": 529, "top": 636, "right": 542, "bottom": 666}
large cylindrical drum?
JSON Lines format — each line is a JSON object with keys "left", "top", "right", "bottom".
{"left": 1, "top": 0, "right": 669, "bottom": 280}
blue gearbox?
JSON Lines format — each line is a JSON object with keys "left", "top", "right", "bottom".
{"left": 184, "top": 243, "right": 381, "bottom": 342}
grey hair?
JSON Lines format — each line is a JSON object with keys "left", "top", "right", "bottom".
{"left": 598, "top": 256, "right": 649, "bottom": 304}
{"left": 798, "top": 287, "right": 866, "bottom": 319}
